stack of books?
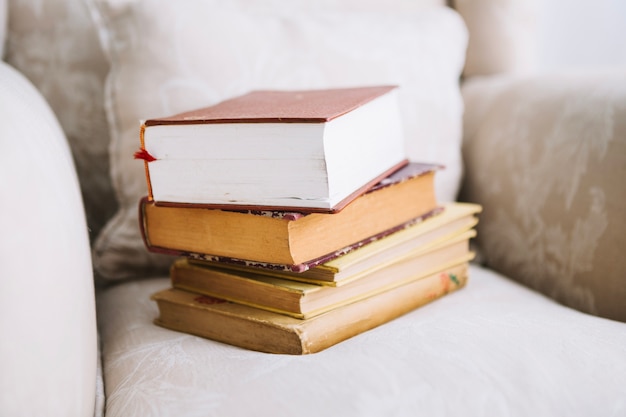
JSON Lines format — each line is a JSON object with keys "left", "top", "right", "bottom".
{"left": 135, "top": 86, "right": 481, "bottom": 355}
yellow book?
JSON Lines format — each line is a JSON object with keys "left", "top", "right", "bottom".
{"left": 172, "top": 229, "right": 475, "bottom": 319}
{"left": 192, "top": 202, "right": 481, "bottom": 285}
{"left": 152, "top": 263, "right": 469, "bottom": 355}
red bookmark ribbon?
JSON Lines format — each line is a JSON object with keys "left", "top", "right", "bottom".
{"left": 134, "top": 148, "right": 156, "bottom": 162}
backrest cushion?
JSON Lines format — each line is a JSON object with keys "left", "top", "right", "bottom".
{"left": 5, "top": 0, "right": 115, "bottom": 242}
{"left": 453, "top": 0, "right": 538, "bottom": 77}
{"left": 0, "top": 62, "right": 97, "bottom": 417}
{"left": 87, "top": 0, "right": 469, "bottom": 280}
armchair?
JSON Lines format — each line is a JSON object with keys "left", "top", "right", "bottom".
{"left": 1, "top": 0, "right": 625, "bottom": 416}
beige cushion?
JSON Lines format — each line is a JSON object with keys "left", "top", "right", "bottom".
{"left": 97, "top": 265, "right": 626, "bottom": 416}
{"left": 461, "top": 71, "right": 626, "bottom": 322}
{"left": 454, "top": 0, "right": 537, "bottom": 77}
{"left": 5, "top": 0, "right": 115, "bottom": 241}
{"left": 0, "top": 62, "right": 97, "bottom": 417}
{"left": 88, "top": 1, "right": 469, "bottom": 280}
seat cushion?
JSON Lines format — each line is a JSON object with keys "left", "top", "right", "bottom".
{"left": 86, "top": 0, "right": 469, "bottom": 280}
{"left": 97, "top": 264, "right": 626, "bottom": 416}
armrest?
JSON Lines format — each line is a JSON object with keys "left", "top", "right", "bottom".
{"left": 0, "top": 62, "right": 98, "bottom": 416}
{"left": 459, "top": 71, "right": 626, "bottom": 322}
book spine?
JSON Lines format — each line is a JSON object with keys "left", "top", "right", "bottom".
{"left": 136, "top": 124, "right": 154, "bottom": 201}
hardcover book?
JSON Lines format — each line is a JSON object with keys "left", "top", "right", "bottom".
{"left": 192, "top": 202, "right": 481, "bottom": 285}
{"left": 140, "top": 162, "right": 441, "bottom": 271}
{"left": 171, "top": 229, "right": 475, "bottom": 319}
{"left": 135, "top": 85, "right": 408, "bottom": 212}
{"left": 151, "top": 263, "right": 469, "bottom": 355}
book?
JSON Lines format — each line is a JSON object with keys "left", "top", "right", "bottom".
{"left": 192, "top": 202, "right": 482, "bottom": 285}
{"left": 135, "top": 85, "right": 408, "bottom": 212}
{"left": 140, "top": 162, "right": 441, "bottom": 271}
{"left": 171, "top": 229, "right": 475, "bottom": 319}
{"left": 151, "top": 263, "right": 469, "bottom": 355}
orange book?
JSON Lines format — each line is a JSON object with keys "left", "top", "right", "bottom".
{"left": 140, "top": 163, "right": 441, "bottom": 271}
{"left": 191, "top": 202, "right": 481, "bottom": 285}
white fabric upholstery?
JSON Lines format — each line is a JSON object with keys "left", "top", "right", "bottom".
{"left": 0, "top": 62, "right": 97, "bottom": 416}
{"left": 97, "top": 264, "right": 626, "bottom": 416}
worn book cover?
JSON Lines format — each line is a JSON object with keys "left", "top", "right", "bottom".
{"left": 172, "top": 229, "right": 475, "bottom": 319}
{"left": 143, "top": 85, "right": 399, "bottom": 125}
{"left": 152, "top": 263, "right": 469, "bottom": 355}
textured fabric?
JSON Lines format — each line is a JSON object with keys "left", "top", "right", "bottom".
{"left": 461, "top": 71, "right": 626, "bottom": 322}
{"left": 0, "top": 62, "right": 97, "bottom": 417}
{"left": 87, "top": 0, "right": 469, "bottom": 280}
{"left": 0, "top": 0, "right": 6, "bottom": 57}
{"left": 453, "top": 0, "right": 537, "bottom": 77}
{"left": 5, "top": 0, "right": 116, "bottom": 242}
{"left": 97, "top": 265, "right": 626, "bottom": 417}
{"left": 94, "top": 341, "right": 105, "bottom": 417}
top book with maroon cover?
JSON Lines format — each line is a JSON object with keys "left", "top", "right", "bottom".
{"left": 136, "top": 85, "right": 408, "bottom": 213}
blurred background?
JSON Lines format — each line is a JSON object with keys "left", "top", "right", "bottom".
{"left": 536, "top": 0, "right": 626, "bottom": 70}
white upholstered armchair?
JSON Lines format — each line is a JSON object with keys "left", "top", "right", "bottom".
{"left": 1, "top": 0, "right": 625, "bottom": 416}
